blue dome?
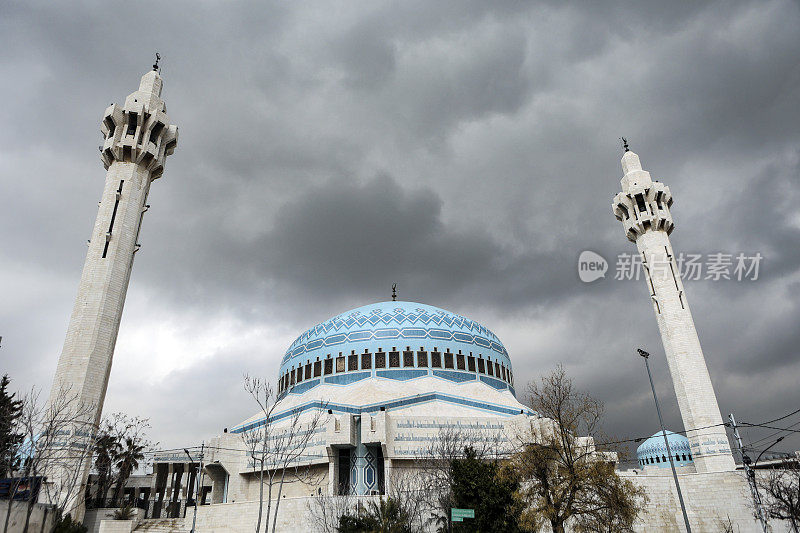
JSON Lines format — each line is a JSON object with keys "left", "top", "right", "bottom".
{"left": 636, "top": 430, "right": 694, "bottom": 468}
{"left": 279, "top": 300, "right": 511, "bottom": 378}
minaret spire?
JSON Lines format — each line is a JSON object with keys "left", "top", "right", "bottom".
{"left": 46, "top": 68, "right": 178, "bottom": 518}
{"left": 612, "top": 149, "right": 734, "bottom": 473}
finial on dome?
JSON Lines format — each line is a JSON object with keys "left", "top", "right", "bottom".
{"left": 153, "top": 52, "right": 161, "bottom": 72}
{"left": 391, "top": 283, "right": 397, "bottom": 302}
{"left": 621, "top": 137, "right": 630, "bottom": 153}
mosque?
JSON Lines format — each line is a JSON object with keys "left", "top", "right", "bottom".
{"left": 43, "top": 67, "right": 787, "bottom": 532}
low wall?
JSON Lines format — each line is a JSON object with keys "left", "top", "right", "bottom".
{"left": 85, "top": 507, "right": 144, "bottom": 533}
{"left": 622, "top": 468, "right": 764, "bottom": 532}
{"left": 98, "top": 520, "right": 134, "bottom": 533}
{"left": 0, "top": 499, "right": 55, "bottom": 533}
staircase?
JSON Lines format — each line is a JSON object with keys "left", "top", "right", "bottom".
{"left": 133, "top": 518, "right": 190, "bottom": 532}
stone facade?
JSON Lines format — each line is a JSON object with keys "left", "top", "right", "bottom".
{"left": 613, "top": 150, "right": 734, "bottom": 473}
{"left": 46, "top": 69, "right": 178, "bottom": 519}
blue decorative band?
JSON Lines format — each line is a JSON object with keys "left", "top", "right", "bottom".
{"left": 231, "top": 392, "right": 535, "bottom": 433}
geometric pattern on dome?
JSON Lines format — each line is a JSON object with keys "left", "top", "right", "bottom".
{"left": 282, "top": 301, "right": 508, "bottom": 364}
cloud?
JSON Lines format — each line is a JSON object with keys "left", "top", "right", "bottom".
{"left": 1, "top": 0, "right": 799, "bottom": 456}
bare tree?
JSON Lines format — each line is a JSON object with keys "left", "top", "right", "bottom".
{"left": 512, "top": 366, "right": 645, "bottom": 533}
{"left": 715, "top": 514, "right": 739, "bottom": 533}
{"left": 757, "top": 462, "right": 800, "bottom": 532}
{"left": 242, "top": 375, "right": 327, "bottom": 533}
{"left": 11, "top": 386, "right": 98, "bottom": 532}
{"left": 307, "top": 492, "right": 356, "bottom": 533}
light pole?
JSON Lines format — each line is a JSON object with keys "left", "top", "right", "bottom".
{"left": 638, "top": 348, "right": 692, "bottom": 533}
{"left": 184, "top": 445, "right": 203, "bottom": 533}
{"left": 754, "top": 436, "right": 785, "bottom": 467}
{"left": 730, "top": 413, "right": 770, "bottom": 532}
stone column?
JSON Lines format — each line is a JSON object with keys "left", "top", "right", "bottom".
{"left": 45, "top": 68, "right": 178, "bottom": 519}
{"left": 613, "top": 149, "right": 734, "bottom": 472}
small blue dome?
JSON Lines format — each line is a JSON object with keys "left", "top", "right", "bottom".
{"left": 636, "top": 430, "right": 694, "bottom": 468}
{"left": 279, "top": 301, "right": 511, "bottom": 376}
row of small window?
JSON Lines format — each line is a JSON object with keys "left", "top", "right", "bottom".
{"left": 104, "top": 112, "right": 165, "bottom": 146}
{"left": 278, "top": 347, "right": 514, "bottom": 394}
{"left": 639, "top": 453, "right": 692, "bottom": 467}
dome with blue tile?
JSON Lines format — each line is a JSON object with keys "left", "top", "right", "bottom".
{"left": 281, "top": 301, "right": 510, "bottom": 372}
{"left": 637, "top": 430, "right": 694, "bottom": 469}
{"left": 276, "top": 301, "right": 516, "bottom": 398}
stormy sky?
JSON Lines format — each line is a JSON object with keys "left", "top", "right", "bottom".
{"left": 2, "top": 0, "right": 799, "bottom": 461}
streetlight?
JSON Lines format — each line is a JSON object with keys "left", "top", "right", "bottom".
{"left": 638, "top": 348, "right": 692, "bottom": 533}
{"left": 184, "top": 447, "right": 202, "bottom": 533}
{"left": 754, "top": 436, "right": 786, "bottom": 468}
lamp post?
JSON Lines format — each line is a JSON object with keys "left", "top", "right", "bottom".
{"left": 638, "top": 348, "right": 692, "bottom": 533}
{"left": 754, "top": 436, "right": 786, "bottom": 468}
{"left": 184, "top": 446, "right": 203, "bottom": 533}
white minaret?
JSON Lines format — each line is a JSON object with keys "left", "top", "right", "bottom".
{"left": 612, "top": 146, "right": 734, "bottom": 473}
{"left": 47, "top": 65, "right": 178, "bottom": 514}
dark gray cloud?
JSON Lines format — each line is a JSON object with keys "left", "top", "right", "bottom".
{"left": 2, "top": 0, "right": 800, "bottom": 458}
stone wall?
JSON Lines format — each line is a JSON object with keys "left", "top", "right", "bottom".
{"left": 623, "top": 468, "right": 766, "bottom": 532}
{"left": 0, "top": 500, "right": 55, "bottom": 533}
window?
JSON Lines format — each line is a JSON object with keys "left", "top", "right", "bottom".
{"left": 501, "top": 365, "right": 507, "bottom": 381}
{"left": 635, "top": 193, "right": 647, "bottom": 213}
{"left": 126, "top": 112, "right": 138, "bottom": 135}
{"left": 103, "top": 181, "right": 124, "bottom": 258}
{"left": 296, "top": 365, "right": 303, "bottom": 383}
{"left": 348, "top": 354, "right": 358, "bottom": 371}
{"left": 314, "top": 360, "right": 321, "bottom": 377}
{"left": 375, "top": 351, "right": 386, "bottom": 368}
{"left": 467, "top": 356, "right": 476, "bottom": 372}
{"left": 305, "top": 363, "right": 312, "bottom": 380}
{"left": 495, "top": 362, "right": 501, "bottom": 378}
{"left": 681, "top": 454, "right": 686, "bottom": 461}
{"left": 324, "top": 358, "right": 333, "bottom": 375}
{"left": 389, "top": 350, "right": 400, "bottom": 368}
{"left": 336, "top": 356, "right": 346, "bottom": 373}
{"left": 105, "top": 117, "right": 116, "bottom": 137}
{"left": 290, "top": 369, "right": 296, "bottom": 385}
{"left": 417, "top": 350, "right": 428, "bottom": 367}
{"left": 149, "top": 122, "right": 164, "bottom": 144}
{"left": 661, "top": 455, "right": 666, "bottom": 463}
{"left": 403, "top": 349, "right": 414, "bottom": 367}
{"left": 486, "top": 359, "right": 494, "bottom": 376}
{"left": 456, "top": 353, "right": 465, "bottom": 370}
{"left": 361, "top": 352, "right": 372, "bottom": 370}
{"left": 655, "top": 456, "right": 660, "bottom": 463}
{"left": 444, "top": 352, "right": 454, "bottom": 369}
{"left": 477, "top": 358, "right": 486, "bottom": 374}
{"left": 431, "top": 350, "right": 442, "bottom": 368}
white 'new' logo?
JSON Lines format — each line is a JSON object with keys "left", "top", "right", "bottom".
{"left": 578, "top": 251, "right": 608, "bottom": 283}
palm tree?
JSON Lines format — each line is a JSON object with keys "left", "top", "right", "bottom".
{"left": 112, "top": 437, "right": 145, "bottom": 504}
{"left": 93, "top": 434, "right": 121, "bottom": 506}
